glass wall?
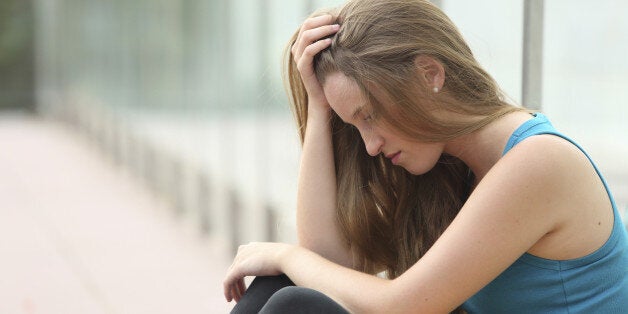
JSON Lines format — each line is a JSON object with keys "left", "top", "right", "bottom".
{"left": 32, "top": 0, "right": 628, "bottom": 249}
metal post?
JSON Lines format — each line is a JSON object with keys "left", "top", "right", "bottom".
{"left": 522, "top": 0, "right": 544, "bottom": 110}
{"left": 431, "top": 0, "right": 443, "bottom": 8}
{"left": 306, "top": 0, "right": 315, "bottom": 15}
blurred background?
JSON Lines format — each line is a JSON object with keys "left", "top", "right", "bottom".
{"left": 1, "top": 0, "right": 626, "bottom": 313}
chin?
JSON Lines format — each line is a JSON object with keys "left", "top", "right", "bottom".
{"left": 404, "top": 166, "right": 433, "bottom": 176}
{"left": 403, "top": 160, "right": 440, "bottom": 176}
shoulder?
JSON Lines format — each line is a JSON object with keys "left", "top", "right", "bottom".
{"left": 493, "top": 133, "right": 594, "bottom": 192}
{"left": 490, "top": 134, "right": 614, "bottom": 259}
{"left": 474, "top": 133, "right": 606, "bottom": 244}
{"left": 467, "top": 134, "right": 593, "bottom": 232}
{"left": 469, "top": 136, "right": 567, "bottom": 218}
{"left": 495, "top": 133, "right": 591, "bottom": 185}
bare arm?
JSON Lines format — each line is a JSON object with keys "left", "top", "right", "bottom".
{"left": 296, "top": 108, "right": 353, "bottom": 267}
{"left": 292, "top": 15, "right": 353, "bottom": 267}
{"left": 226, "top": 136, "right": 597, "bottom": 311}
{"left": 223, "top": 15, "right": 351, "bottom": 303}
{"left": 280, "top": 136, "right": 598, "bottom": 312}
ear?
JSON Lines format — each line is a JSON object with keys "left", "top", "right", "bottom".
{"left": 414, "top": 55, "right": 445, "bottom": 92}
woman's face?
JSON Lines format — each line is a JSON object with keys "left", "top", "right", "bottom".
{"left": 322, "top": 72, "right": 445, "bottom": 175}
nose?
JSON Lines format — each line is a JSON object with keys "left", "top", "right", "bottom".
{"left": 362, "top": 132, "right": 383, "bottom": 157}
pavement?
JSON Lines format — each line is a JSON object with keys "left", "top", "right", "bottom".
{"left": 0, "top": 113, "right": 234, "bottom": 314}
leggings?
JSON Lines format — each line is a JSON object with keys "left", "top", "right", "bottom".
{"left": 230, "top": 275, "right": 349, "bottom": 314}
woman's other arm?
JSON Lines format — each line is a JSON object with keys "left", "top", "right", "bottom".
{"left": 297, "top": 106, "right": 353, "bottom": 267}
{"left": 292, "top": 15, "right": 353, "bottom": 268}
{"left": 286, "top": 135, "right": 604, "bottom": 312}
{"left": 226, "top": 135, "right": 597, "bottom": 312}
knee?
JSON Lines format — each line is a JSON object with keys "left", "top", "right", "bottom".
{"left": 260, "top": 286, "right": 348, "bottom": 314}
{"left": 261, "top": 287, "right": 311, "bottom": 312}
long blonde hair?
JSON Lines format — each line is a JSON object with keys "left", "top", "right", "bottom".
{"left": 284, "top": 0, "right": 522, "bottom": 278}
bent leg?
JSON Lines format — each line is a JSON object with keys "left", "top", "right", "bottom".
{"left": 259, "top": 286, "right": 349, "bottom": 314}
{"left": 231, "top": 275, "right": 295, "bottom": 314}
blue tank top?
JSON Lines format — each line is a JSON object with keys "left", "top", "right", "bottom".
{"left": 462, "top": 113, "right": 628, "bottom": 313}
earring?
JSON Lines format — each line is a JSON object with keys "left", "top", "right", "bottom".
{"left": 433, "top": 87, "right": 439, "bottom": 93}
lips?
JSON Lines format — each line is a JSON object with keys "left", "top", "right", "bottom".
{"left": 385, "top": 152, "right": 401, "bottom": 165}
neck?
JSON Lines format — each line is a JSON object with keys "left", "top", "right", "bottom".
{"left": 444, "top": 111, "right": 532, "bottom": 182}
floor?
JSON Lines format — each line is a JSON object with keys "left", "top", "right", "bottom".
{"left": 0, "top": 113, "right": 234, "bottom": 314}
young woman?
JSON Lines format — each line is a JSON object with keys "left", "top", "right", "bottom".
{"left": 224, "top": 0, "right": 628, "bottom": 312}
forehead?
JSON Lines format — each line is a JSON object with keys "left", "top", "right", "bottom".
{"left": 322, "top": 72, "right": 366, "bottom": 122}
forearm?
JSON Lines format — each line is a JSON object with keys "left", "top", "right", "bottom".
{"left": 296, "top": 107, "right": 352, "bottom": 267}
{"left": 281, "top": 245, "right": 393, "bottom": 313}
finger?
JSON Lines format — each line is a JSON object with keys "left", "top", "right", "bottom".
{"left": 294, "top": 24, "right": 339, "bottom": 61}
{"left": 303, "top": 14, "right": 335, "bottom": 31}
{"left": 223, "top": 270, "right": 239, "bottom": 302}
{"left": 224, "top": 284, "right": 231, "bottom": 302}
{"left": 234, "top": 279, "right": 245, "bottom": 302}
{"left": 231, "top": 279, "right": 240, "bottom": 302}
{"left": 295, "top": 24, "right": 339, "bottom": 59}
{"left": 232, "top": 285, "right": 241, "bottom": 303}
{"left": 297, "top": 38, "right": 333, "bottom": 75}
{"left": 237, "top": 278, "right": 247, "bottom": 300}
{"left": 294, "top": 15, "right": 337, "bottom": 58}
{"left": 223, "top": 279, "right": 233, "bottom": 302}
{"left": 296, "top": 14, "right": 334, "bottom": 47}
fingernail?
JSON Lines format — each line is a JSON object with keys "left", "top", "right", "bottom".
{"left": 332, "top": 24, "right": 340, "bottom": 30}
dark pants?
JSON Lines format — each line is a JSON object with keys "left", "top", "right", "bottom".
{"left": 231, "top": 275, "right": 349, "bottom": 314}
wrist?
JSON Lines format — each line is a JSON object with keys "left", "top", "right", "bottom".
{"left": 277, "top": 243, "right": 302, "bottom": 273}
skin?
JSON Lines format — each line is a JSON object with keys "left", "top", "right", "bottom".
{"left": 223, "top": 14, "right": 614, "bottom": 313}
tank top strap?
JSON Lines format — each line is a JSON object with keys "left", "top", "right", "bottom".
{"left": 502, "top": 113, "right": 557, "bottom": 156}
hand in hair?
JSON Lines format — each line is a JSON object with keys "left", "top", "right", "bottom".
{"left": 290, "top": 14, "right": 339, "bottom": 115}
